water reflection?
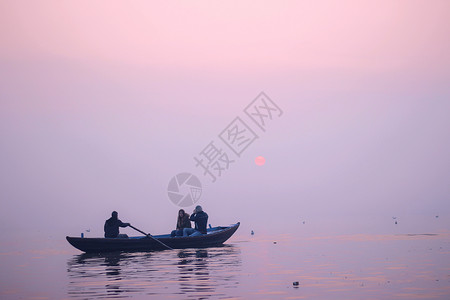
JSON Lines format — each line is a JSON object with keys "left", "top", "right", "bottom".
{"left": 103, "top": 253, "right": 124, "bottom": 297}
{"left": 67, "top": 245, "right": 241, "bottom": 299}
{"left": 65, "top": 233, "right": 450, "bottom": 299}
{"left": 176, "top": 249, "right": 214, "bottom": 297}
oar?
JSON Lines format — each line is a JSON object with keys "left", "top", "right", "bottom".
{"left": 129, "top": 225, "right": 174, "bottom": 250}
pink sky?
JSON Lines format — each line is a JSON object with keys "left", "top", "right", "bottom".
{"left": 1, "top": 1, "right": 449, "bottom": 238}
{"left": 2, "top": 1, "right": 449, "bottom": 71}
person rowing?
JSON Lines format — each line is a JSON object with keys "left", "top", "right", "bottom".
{"left": 104, "top": 211, "right": 130, "bottom": 238}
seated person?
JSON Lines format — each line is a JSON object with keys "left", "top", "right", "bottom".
{"left": 104, "top": 211, "right": 130, "bottom": 238}
{"left": 171, "top": 209, "right": 192, "bottom": 237}
{"left": 183, "top": 206, "right": 208, "bottom": 237}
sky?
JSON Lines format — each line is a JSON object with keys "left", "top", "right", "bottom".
{"left": 0, "top": 1, "right": 449, "bottom": 240}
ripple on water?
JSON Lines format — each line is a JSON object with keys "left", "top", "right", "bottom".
{"left": 67, "top": 245, "right": 242, "bottom": 299}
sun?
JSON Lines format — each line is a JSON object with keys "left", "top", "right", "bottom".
{"left": 255, "top": 156, "right": 266, "bottom": 166}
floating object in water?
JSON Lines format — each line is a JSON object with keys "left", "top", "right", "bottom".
{"left": 395, "top": 221, "right": 397, "bottom": 224}
{"left": 251, "top": 230, "right": 254, "bottom": 235}
{"left": 302, "top": 221, "right": 305, "bottom": 224}
{"left": 293, "top": 281, "right": 299, "bottom": 286}
{"left": 435, "top": 215, "right": 439, "bottom": 218}
{"left": 273, "top": 241, "right": 277, "bottom": 244}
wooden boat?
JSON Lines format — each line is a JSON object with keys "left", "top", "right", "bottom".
{"left": 66, "top": 222, "right": 240, "bottom": 253}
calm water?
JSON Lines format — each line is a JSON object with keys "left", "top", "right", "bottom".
{"left": 1, "top": 231, "right": 450, "bottom": 299}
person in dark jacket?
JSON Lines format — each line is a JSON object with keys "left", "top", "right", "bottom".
{"left": 171, "top": 209, "right": 192, "bottom": 237}
{"left": 183, "top": 205, "right": 208, "bottom": 237}
{"left": 104, "top": 211, "right": 130, "bottom": 238}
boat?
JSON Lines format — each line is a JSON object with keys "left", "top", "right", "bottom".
{"left": 66, "top": 222, "right": 240, "bottom": 253}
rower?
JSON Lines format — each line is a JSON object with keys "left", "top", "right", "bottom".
{"left": 104, "top": 211, "right": 131, "bottom": 238}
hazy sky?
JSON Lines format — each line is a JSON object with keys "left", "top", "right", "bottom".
{"left": 1, "top": 1, "right": 449, "bottom": 239}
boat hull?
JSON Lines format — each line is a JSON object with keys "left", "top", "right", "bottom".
{"left": 66, "top": 222, "right": 240, "bottom": 253}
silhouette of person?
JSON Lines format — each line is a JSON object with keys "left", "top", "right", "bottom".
{"left": 183, "top": 206, "right": 208, "bottom": 237}
{"left": 171, "top": 209, "right": 192, "bottom": 237}
{"left": 104, "top": 211, "right": 130, "bottom": 238}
